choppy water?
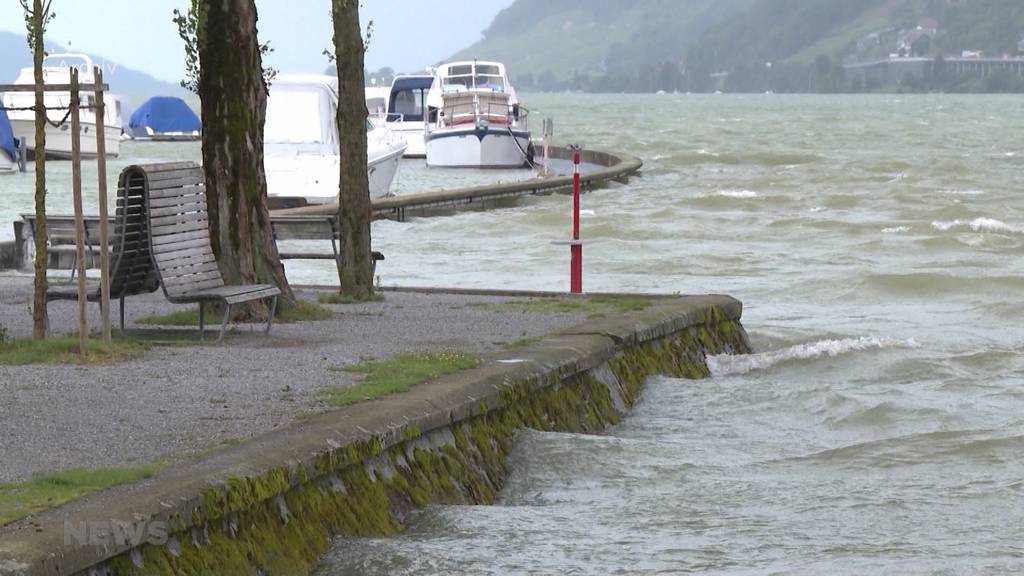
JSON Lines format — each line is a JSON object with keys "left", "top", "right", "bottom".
{"left": 6, "top": 94, "right": 1024, "bottom": 573}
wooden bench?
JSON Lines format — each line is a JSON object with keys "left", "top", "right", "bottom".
{"left": 18, "top": 214, "right": 114, "bottom": 276}
{"left": 138, "top": 162, "right": 281, "bottom": 342}
{"left": 269, "top": 215, "right": 384, "bottom": 277}
{"left": 46, "top": 165, "right": 161, "bottom": 329}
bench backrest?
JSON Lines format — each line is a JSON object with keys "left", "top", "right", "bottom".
{"left": 111, "top": 168, "right": 160, "bottom": 297}
{"left": 270, "top": 216, "right": 337, "bottom": 241}
{"left": 20, "top": 214, "right": 113, "bottom": 247}
{"left": 138, "top": 162, "right": 226, "bottom": 301}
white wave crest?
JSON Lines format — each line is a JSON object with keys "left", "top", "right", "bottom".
{"left": 941, "top": 189, "right": 985, "bottom": 196}
{"left": 882, "top": 226, "right": 910, "bottom": 234}
{"left": 931, "top": 218, "right": 1020, "bottom": 235}
{"left": 709, "top": 190, "right": 759, "bottom": 199}
{"left": 707, "top": 337, "right": 919, "bottom": 377}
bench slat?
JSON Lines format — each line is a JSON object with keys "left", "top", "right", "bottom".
{"left": 147, "top": 184, "right": 204, "bottom": 199}
{"left": 149, "top": 201, "right": 207, "bottom": 218}
{"left": 150, "top": 211, "right": 207, "bottom": 228}
{"left": 149, "top": 219, "right": 209, "bottom": 237}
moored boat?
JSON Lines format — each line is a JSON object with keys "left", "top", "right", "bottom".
{"left": 424, "top": 61, "right": 531, "bottom": 168}
{"left": 126, "top": 96, "right": 201, "bottom": 141}
{"left": 384, "top": 74, "right": 433, "bottom": 157}
{"left": 1, "top": 53, "right": 123, "bottom": 159}
{"left": 0, "top": 105, "right": 16, "bottom": 173}
{"left": 263, "top": 74, "right": 407, "bottom": 205}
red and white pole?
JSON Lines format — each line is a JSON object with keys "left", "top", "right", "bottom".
{"left": 570, "top": 145, "right": 583, "bottom": 294}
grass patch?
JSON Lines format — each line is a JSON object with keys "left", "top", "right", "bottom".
{"left": 0, "top": 337, "right": 148, "bottom": 365}
{"left": 0, "top": 465, "right": 157, "bottom": 526}
{"left": 317, "top": 292, "right": 385, "bottom": 305}
{"left": 470, "top": 296, "right": 651, "bottom": 317}
{"left": 276, "top": 299, "right": 334, "bottom": 322}
{"left": 135, "top": 309, "right": 201, "bottom": 327}
{"left": 324, "top": 352, "right": 478, "bottom": 407}
{"left": 136, "top": 299, "right": 333, "bottom": 326}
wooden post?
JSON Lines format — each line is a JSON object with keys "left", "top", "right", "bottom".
{"left": 93, "top": 67, "right": 112, "bottom": 342}
{"left": 70, "top": 68, "right": 89, "bottom": 353}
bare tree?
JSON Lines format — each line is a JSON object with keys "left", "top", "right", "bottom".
{"left": 331, "top": 0, "right": 375, "bottom": 298}
{"left": 19, "top": 0, "right": 54, "bottom": 339}
{"left": 175, "top": 0, "right": 295, "bottom": 314}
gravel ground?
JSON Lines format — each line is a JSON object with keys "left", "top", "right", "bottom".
{"left": 0, "top": 273, "right": 585, "bottom": 482}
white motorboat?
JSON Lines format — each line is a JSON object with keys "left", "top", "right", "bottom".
{"left": 0, "top": 105, "right": 16, "bottom": 173}
{"left": 264, "top": 74, "right": 407, "bottom": 204}
{"left": 384, "top": 75, "right": 433, "bottom": 157}
{"left": 365, "top": 82, "right": 389, "bottom": 119}
{"left": 424, "top": 61, "right": 531, "bottom": 168}
{"left": 2, "top": 53, "right": 123, "bottom": 159}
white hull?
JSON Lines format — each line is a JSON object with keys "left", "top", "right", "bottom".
{"left": 266, "top": 143, "right": 407, "bottom": 204}
{"left": 368, "top": 145, "right": 405, "bottom": 198}
{"left": 0, "top": 153, "right": 14, "bottom": 174}
{"left": 10, "top": 118, "right": 121, "bottom": 159}
{"left": 425, "top": 127, "right": 530, "bottom": 168}
{"left": 393, "top": 125, "right": 426, "bottom": 157}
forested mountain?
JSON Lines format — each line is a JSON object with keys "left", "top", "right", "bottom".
{"left": 454, "top": 0, "right": 1024, "bottom": 93}
{"left": 451, "top": 0, "right": 754, "bottom": 92}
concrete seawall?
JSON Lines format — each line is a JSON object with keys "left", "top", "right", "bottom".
{"left": 0, "top": 295, "right": 749, "bottom": 576}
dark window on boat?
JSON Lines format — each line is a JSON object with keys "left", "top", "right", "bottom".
{"left": 388, "top": 88, "right": 427, "bottom": 122}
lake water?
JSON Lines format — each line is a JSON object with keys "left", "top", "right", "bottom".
{"left": 6, "top": 94, "right": 1024, "bottom": 574}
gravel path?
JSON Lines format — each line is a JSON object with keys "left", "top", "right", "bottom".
{"left": 0, "top": 273, "right": 585, "bottom": 482}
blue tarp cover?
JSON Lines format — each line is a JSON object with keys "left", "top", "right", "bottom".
{"left": 0, "top": 107, "right": 15, "bottom": 161}
{"left": 127, "top": 96, "right": 200, "bottom": 137}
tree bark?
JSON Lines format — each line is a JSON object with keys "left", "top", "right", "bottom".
{"left": 331, "top": 0, "right": 374, "bottom": 298}
{"left": 197, "top": 0, "right": 294, "bottom": 313}
{"left": 30, "top": 0, "right": 48, "bottom": 339}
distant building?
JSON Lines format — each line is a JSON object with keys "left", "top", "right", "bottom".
{"left": 1018, "top": 35, "right": 1024, "bottom": 55}
{"left": 897, "top": 21, "right": 938, "bottom": 56}
{"left": 962, "top": 50, "right": 983, "bottom": 59}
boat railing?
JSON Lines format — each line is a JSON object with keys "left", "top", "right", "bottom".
{"left": 437, "top": 95, "right": 523, "bottom": 130}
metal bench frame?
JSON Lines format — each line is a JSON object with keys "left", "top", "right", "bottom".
{"left": 140, "top": 162, "right": 281, "bottom": 342}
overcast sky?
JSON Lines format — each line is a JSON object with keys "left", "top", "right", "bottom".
{"left": 0, "top": 0, "right": 514, "bottom": 83}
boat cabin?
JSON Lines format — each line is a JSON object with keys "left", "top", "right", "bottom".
{"left": 386, "top": 75, "right": 433, "bottom": 123}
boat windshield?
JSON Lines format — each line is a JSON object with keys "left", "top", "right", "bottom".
{"left": 443, "top": 64, "right": 505, "bottom": 92}
{"left": 388, "top": 88, "right": 426, "bottom": 122}
{"left": 265, "top": 85, "right": 337, "bottom": 153}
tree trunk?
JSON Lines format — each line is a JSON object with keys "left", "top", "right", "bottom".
{"left": 331, "top": 0, "right": 374, "bottom": 298}
{"left": 30, "top": 0, "right": 48, "bottom": 339}
{"left": 197, "top": 0, "right": 294, "bottom": 314}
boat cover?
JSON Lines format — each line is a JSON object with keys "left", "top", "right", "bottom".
{"left": 127, "top": 97, "right": 200, "bottom": 137}
{"left": 0, "top": 106, "right": 15, "bottom": 161}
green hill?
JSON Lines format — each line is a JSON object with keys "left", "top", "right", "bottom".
{"left": 450, "top": 0, "right": 754, "bottom": 91}
{"left": 453, "top": 0, "right": 1024, "bottom": 93}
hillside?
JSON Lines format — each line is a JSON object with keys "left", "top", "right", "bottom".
{"left": 0, "top": 31, "right": 186, "bottom": 111}
{"left": 689, "top": 0, "right": 1024, "bottom": 92}
{"left": 450, "top": 0, "right": 754, "bottom": 91}
{"left": 455, "top": 0, "right": 1024, "bottom": 93}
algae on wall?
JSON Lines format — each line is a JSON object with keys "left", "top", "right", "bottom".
{"left": 105, "top": 316, "right": 750, "bottom": 576}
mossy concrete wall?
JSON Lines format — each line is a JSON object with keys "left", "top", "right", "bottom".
{"left": 0, "top": 295, "right": 749, "bottom": 576}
